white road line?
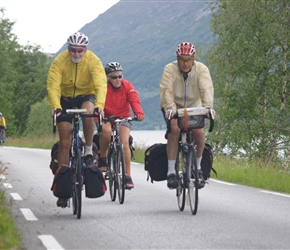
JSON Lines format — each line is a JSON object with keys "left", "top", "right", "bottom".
{"left": 20, "top": 208, "right": 38, "bottom": 221}
{"left": 10, "top": 193, "right": 23, "bottom": 200}
{"left": 0, "top": 174, "right": 6, "bottom": 180}
{"left": 260, "top": 190, "right": 290, "bottom": 198}
{"left": 209, "top": 179, "right": 237, "bottom": 186}
{"left": 38, "top": 235, "right": 64, "bottom": 250}
{"left": 3, "top": 182, "right": 12, "bottom": 188}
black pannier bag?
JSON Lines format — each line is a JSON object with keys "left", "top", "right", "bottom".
{"left": 85, "top": 166, "right": 107, "bottom": 198}
{"left": 201, "top": 143, "right": 217, "bottom": 180}
{"left": 51, "top": 166, "right": 72, "bottom": 198}
{"left": 49, "top": 141, "right": 60, "bottom": 175}
{"left": 144, "top": 143, "right": 168, "bottom": 183}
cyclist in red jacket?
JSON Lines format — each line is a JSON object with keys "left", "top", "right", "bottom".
{"left": 99, "top": 62, "right": 144, "bottom": 189}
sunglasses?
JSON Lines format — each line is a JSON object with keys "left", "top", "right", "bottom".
{"left": 69, "top": 47, "right": 85, "bottom": 53}
{"left": 109, "top": 75, "right": 123, "bottom": 79}
{"left": 178, "top": 58, "right": 193, "bottom": 64}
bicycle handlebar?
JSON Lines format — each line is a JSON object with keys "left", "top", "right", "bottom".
{"left": 166, "top": 107, "right": 215, "bottom": 133}
{"left": 98, "top": 115, "right": 138, "bottom": 134}
{"left": 52, "top": 108, "right": 99, "bottom": 136}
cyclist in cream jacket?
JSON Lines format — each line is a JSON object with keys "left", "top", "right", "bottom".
{"left": 160, "top": 42, "right": 214, "bottom": 189}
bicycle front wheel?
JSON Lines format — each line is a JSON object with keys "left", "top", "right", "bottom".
{"left": 176, "top": 149, "right": 186, "bottom": 211}
{"left": 187, "top": 144, "right": 198, "bottom": 215}
{"left": 108, "top": 149, "right": 117, "bottom": 202}
{"left": 0, "top": 133, "right": 3, "bottom": 147}
{"left": 75, "top": 148, "right": 83, "bottom": 219}
{"left": 116, "top": 144, "right": 125, "bottom": 204}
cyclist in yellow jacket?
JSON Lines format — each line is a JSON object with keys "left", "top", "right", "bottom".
{"left": 0, "top": 112, "right": 7, "bottom": 141}
{"left": 47, "top": 32, "right": 107, "bottom": 208}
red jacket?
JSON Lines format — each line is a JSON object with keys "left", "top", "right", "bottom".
{"left": 104, "top": 79, "right": 144, "bottom": 119}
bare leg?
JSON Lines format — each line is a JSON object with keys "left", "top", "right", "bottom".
{"left": 81, "top": 101, "right": 94, "bottom": 149}
{"left": 58, "top": 121, "right": 72, "bottom": 167}
{"left": 167, "top": 119, "right": 180, "bottom": 160}
{"left": 120, "top": 126, "right": 131, "bottom": 176}
{"left": 99, "top": 122, "right": 111, "bottom": 158}
{"left": 192, "top": 128, "right": 205, "bottom": 158}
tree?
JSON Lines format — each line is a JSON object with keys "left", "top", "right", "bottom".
{"left": 24, "top": 97, "right": 51, "bottom": 137}
{"left": 0, "top": 8, "right": 50, "bottom": 136}
{"left": 207, "top": 0, "right": 290, "bottom": 167}
{"left": 0, "top": 8, "right": 19, "bottom": 135}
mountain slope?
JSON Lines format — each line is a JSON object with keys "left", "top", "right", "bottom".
{"left": 59, "top": 0, "right": 213, "bottom": 129}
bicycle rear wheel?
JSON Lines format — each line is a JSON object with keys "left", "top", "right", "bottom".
{"left": 75, "top": 148, "right": 83, "bottom": 219}
{"left": 108, "top": 150, "right": 117, "bottom": 202}
{"left": 187, "top": 144, "right": 199, "bottom": 215}
{"left": 176, "top": 149, "right": 186, "bottom": 211}
{"left": 116, "top": 144, "right": 125, "bottom": 204}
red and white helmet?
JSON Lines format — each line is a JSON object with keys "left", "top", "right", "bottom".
{"left": 67, "top": 32, "right": 89, "bottom": 46}
{"left": 176, "top": 42, "right": 196, "bottom": 57}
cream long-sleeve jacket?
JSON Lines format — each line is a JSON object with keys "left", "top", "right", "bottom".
{"left": 47, "top": 50, "right": 107, "bottom": 110}
{"left": 160, "top": 60, "right": 214, "bottom": 111}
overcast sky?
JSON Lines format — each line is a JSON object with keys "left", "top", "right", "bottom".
{"left": 1, "top": 0, "right": 119, "bottom": 53}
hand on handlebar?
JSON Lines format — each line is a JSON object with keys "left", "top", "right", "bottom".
{"left": 165, "top": 109, "right": 177, "bottom": 120}
{"left": 94, "top": 107, "right": 104, "bottom": 117}
{"left": 206, "top": 108, "right": 215, "bottom": 120}
{"left": 52, "top": 108, "right": 62, "bottom": 118}
{"left": 134, "top": 114, "right": 144, "bottom": 121}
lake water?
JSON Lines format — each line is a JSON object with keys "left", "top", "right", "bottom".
{"left": 130, "top": 130, "right": 167, "bottom": 148}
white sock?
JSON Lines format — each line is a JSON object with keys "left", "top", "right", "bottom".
{"left": 85, "top": 145, "right": 92, "bottom": 156}
{"left": 167, "top": 160, "right": 176, "bottom": 175}
{"left": 196, "top": 157, "right": 202, "bottom": 170}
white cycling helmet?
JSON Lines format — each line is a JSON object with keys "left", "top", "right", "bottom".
{"left": 0, "top": 112, "right": 2, "bottom": 116}
{"left": 67, "top": 32, "right": 89, "bottom": 46}
{"left": 105, "top": 62, "right": 123, "bottom": 75}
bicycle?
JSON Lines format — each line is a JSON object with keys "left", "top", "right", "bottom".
{"left": 98, "top": 115, "right": 137, "bottom": 204}
{"left": 0, "top": 125, "right": 5, "bottom": 147}
{"left": 167, "top": 107, "right": 215, "bottom": 215}
{"left": 53, "top": 108, "right": 96, "bottom": 219}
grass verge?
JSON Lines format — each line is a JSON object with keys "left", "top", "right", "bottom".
{"left": 0, "top": 164, "right": 21, "bottom": 249}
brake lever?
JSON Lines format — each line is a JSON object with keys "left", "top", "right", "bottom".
{"left": 53, "top": 111, "right": 57, "bottom": 138}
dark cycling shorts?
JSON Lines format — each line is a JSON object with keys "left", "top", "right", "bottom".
{"left": 57, "top": 94, "right": 95, "bottom": 124}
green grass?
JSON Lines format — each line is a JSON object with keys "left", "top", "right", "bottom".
{"left": 1, "top": 136, "right": 290, "bottom": 248}
{"left": 0, "top": 164, "right": 21, "bottom": 249}
{"left": 4, "top": 135, "right": 59, "bottom": 149}
{"left": 213, "top": 156, "right": 290, "bottom": 194}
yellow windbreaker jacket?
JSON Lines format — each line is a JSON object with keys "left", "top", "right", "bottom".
{"left": 0, "top": 117, "right": 6, "bottom": 127}
{"left": 160, "top": 60, "right": 214, "bottom": 111}
{"left": 47, "top": 50, "right": 107, "bottom": 110}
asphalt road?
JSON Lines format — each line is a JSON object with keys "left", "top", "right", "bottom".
{"left": 1, "top": 146, "right": 290, "bottom": 250}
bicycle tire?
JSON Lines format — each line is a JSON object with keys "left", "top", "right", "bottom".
{"left": 72, "top": 185, "right": 77, "bottom": 215}
{"left": 176, "top": 149, "right": 186, "bottom": 211}
{"left": 108, "top": 149, "right": 117, "bottom": 202}
{"left": 0, "top": 133, "right": 3, "bottom": 147}
{"left": 71, "top": 158, "right": 77, "bottom": 215}
{"left": 76, "top": 148, "right": 82, "bottom": 219}
{"left": 187, "top": 144, "right": 199, "bottom": 215}
{"left": 116, "top": 144, "right": 125, "bottom": 204}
